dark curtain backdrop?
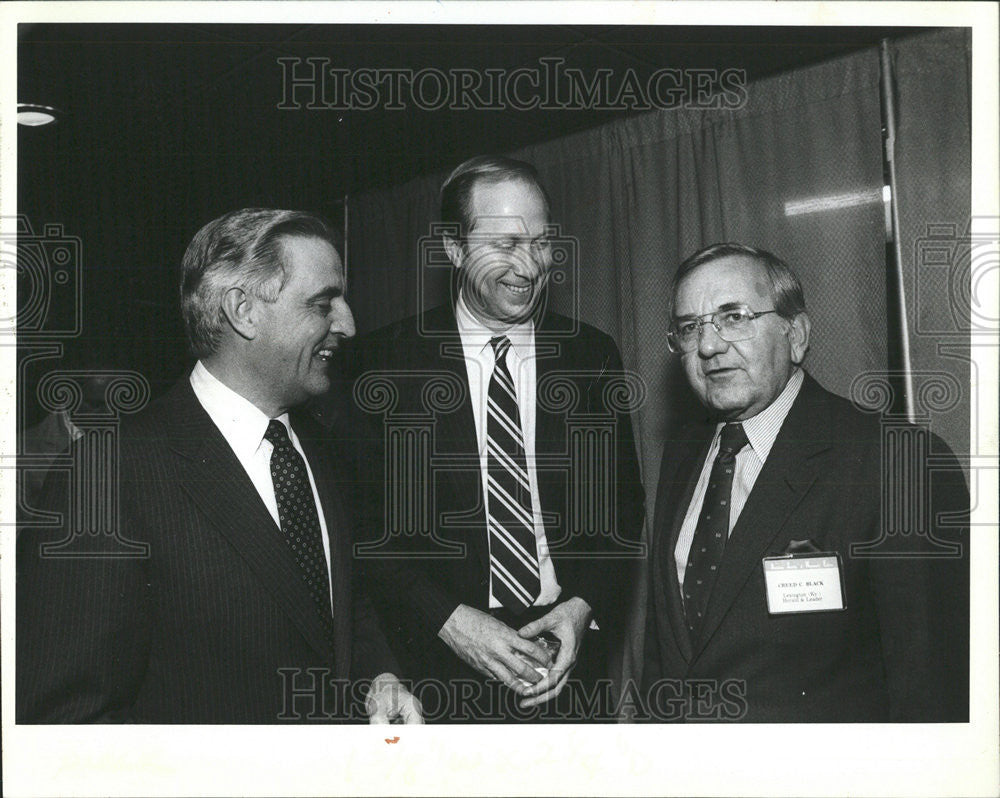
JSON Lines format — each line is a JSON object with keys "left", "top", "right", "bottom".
{"left": 344, "top": 29, "right": 971, "bottom": 696}
{"left": 892, "top": 29, "right": 972, "bottom": 473}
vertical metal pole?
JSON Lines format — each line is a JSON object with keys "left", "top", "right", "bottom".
{"left": 879, "top": 39, "right": 916, "bottom": 422}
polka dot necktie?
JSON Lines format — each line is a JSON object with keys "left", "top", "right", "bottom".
{"left": 265, "top": 419, "right": 335, "bottom": 649}
{"left": 486, "top": 335, "right": 541, "bottom": 613}
{"left": 683, "top": 422, "right": 749, "bottom": 640}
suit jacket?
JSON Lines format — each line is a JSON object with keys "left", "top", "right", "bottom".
{"left": 17, "top": 377, "right": 398, "bottom": 723}
{"left": 642, "top": 373, "right": 969, "bottom": 722}
{"left": 348, "top": 304, "right": 646, "bottom": 686}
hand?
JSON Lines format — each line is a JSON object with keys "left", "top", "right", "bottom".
{"left": 366, "top": 673, "right": 424, "bottom": 724}
{"left": 516, "top": 597, "right": 592, "bottom": 708}
{"left": 438, "top": 605, "right": 552, "bottom": 691}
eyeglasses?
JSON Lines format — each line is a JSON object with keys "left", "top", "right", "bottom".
{"left": 667, "top": 305, "right": 778, "bottom": 353}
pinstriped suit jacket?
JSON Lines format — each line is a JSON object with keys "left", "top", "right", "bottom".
{"left": 17, "top": 377, "right": 398, "bottom": 723}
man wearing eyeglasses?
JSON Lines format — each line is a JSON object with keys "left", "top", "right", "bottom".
{"left": 350, "top": 156, "right": 645, "bottom": 722}
{"left": 641, "top": 242, "right": 969, "bottom": 722}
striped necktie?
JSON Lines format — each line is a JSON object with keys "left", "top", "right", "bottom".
{"left": 486, "top": 335, "right": 541, "bottom": 613}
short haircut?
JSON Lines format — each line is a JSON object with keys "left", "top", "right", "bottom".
{"left": 439, "top": 155, "right": 551, "bottom": 239}
{"left": 180, "top": 208, "right": 341, "bottom": 359}
{"left": 669, "top": 242, "right": 807, "bottom": 322}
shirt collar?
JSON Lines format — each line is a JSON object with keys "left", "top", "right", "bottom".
{"left": 189, "top": 360, "right": 291, "bottom": 461}
{"left": 455, "top": 293, "right": 534, "bottom": 361}
{"left": 715, "top": 368, "right": 805, "bottom": 462}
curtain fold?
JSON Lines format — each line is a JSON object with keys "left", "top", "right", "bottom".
{"left": 344, "top": 28, "right": 970, "bottom": 703}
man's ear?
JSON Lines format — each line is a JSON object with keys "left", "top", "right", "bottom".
{"left": 443, "top": 235, "right": 465, "bottom": 270}
{"left": 787, "top": 312, "right": 811, "bottom": 365}
{"left": 220, "top": 287, "right": 256, "bottom": 341}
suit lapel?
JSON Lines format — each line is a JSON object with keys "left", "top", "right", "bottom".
{"left": 163, "top": 381, "right": 335, "bottom": 663}
{"left": 692, "top": 376, "right": 832, "bottom": 656}
{"left": 295, "top": 416, "right": 354, "bottom": 677}
{"left": 532, "top": 320, "right": 571, "bottom": 546}
{"left": 421, "top": 308, "right": 490, "bottom": 571}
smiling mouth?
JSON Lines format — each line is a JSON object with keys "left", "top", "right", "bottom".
{"left": 500, "top": 282, "right": 532, "bottom": 298}
{"left": 314, "top": 346, "right": 337, "bottom": 362}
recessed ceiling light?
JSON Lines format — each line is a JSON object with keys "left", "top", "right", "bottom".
{"left": 17, "top": 104, "right": 59, "bottom": 126}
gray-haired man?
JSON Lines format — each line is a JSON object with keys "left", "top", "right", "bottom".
{"left": 18, "top": 208, "right": 421, "bottom": 723}
{"left": 642, "top": 242, "right": 969, "bottom": 722}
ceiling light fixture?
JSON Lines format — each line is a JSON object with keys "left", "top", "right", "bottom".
{"left": 17, "top": 104, "right": 60, "bottom": 127}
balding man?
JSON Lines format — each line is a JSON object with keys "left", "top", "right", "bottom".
{"left": 352, "top": 157, "right": 645, "bottom": 722}
{"left": 642, "top": 243, "right": 968, "bottom": 722}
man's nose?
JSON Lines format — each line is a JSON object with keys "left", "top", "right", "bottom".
{"left": 331, "top": 299, "right": 356, "bottom": 339}
{"left": 511, "top": 242, "right": 548, "bottom": 275}
{"left": 697, "top": 320, "right": 730, "bottom": 357}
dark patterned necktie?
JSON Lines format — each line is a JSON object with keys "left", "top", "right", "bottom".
{"left": 486, "top": 335, "right": 541, "bottom": 613}
{"left": 683, "top": 422, "right": 749, "bottom": 640}
{"left": 265, "top": 419, "right": 335, "bottom": 648}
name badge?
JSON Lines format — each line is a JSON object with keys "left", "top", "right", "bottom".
{"left": 762, "top": 553, "right": 846, "bottom": 614}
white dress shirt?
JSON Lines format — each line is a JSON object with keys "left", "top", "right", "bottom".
{"left": 189, "top": 361, "right": 334, "bottom": 611}
{"left": 455, "top": 295, "right": 562, "bottom": 608}
{"left": 674, "top": 368, "right": 805, "bottom": 589}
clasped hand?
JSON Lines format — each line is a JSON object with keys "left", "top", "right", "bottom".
{"left": 439, "top": 605, "right": 552, "bottom": 691}
{"left": 439, "top": 598, "right": 592, "bottom": 707}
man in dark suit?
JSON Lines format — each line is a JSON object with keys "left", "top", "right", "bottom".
{"left": 351, "top": 156, "right": 645, "bottom": 721}
{"left": 17, "top": 208, "right": 422, "bottom": 724}
{"left": 642, "top": 242, "right": 969, "bottom": 722}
